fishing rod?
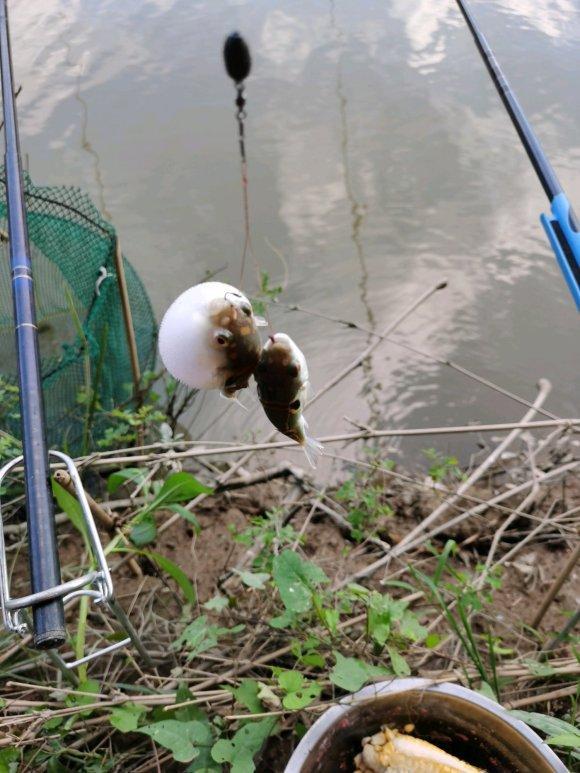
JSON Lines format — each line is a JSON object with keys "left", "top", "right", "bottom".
{"left": 455, "top": 0, "right": 580, "bottom": 310}
{"left": 0, "top": 0, "right": 65, "bottom": 647}
{"left": 0, "top": 0, "right": 152, "bottom": 670}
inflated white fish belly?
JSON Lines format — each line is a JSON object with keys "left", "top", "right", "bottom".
{"left": 158, "top": 281, "right": 261, "bottom": 393}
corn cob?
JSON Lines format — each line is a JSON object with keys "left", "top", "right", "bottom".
{"left": 353, "top": 727, "right": 485, "bottom": 773}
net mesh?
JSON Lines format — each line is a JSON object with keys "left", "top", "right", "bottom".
{"left": 0, "top": 170, "right": 157, "bottom": 454}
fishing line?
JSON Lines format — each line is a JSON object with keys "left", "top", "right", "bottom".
{"left": 223, "top": 32, "right": 274, "bottom": 332}
{"left": 234, "top": 76, "right": 251, "bottom": 286}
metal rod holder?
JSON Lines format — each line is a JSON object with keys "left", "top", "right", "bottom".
{"left": 0, "top": 451, "right": 154, "bottom": 670}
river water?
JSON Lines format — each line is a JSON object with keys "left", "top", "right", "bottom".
{"left": 10, "top": 0, "right": 580, "bottom": 470}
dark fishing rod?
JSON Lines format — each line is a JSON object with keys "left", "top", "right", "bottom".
{"left": 455, "top": 0, "right": 580, "bottom": 310}
{"left": 0, "top": 0, "right": 65, "bottom": 647}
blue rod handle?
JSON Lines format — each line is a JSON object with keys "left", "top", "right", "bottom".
{"left": 541, "top": 193, "right": 580, "bottom": 311}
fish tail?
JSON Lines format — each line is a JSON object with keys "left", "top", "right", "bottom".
{"left": 302, "top": 435, "right": 324, "bottom": 469}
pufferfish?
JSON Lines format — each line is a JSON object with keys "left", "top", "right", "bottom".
{"left": 158, "top": 281, "right": 264, "bottom": 400}
{"left": 254, "top": 332, "right": 323, "bottom": 468}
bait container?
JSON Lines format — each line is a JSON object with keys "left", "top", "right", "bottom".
{"left": 284, "top": 678, "right": 567, "bottom": 772}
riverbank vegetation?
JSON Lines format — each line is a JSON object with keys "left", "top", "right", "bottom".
{"left": 0, "top": 375, "right": 578, "bottom": 772}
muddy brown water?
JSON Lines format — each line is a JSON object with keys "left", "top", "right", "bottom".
{"left": 9, "top": 0, "right": 580, "bottom": 470}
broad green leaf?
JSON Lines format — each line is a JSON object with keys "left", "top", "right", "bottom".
{"left": 148, "top": 551, "right": 196, "bottom": 604}
{"left": 277, "top": 671, "right": 304, "bottom": 693}
{"left": 65, "top": 679, "right": 100, "bottom": 708}
{"left": 329, "top": 654, "right": 367, "bottom": 692}
{"left": 203, "top": 594, "right": 229, "bottom": 612}
{"left": 173, "top": 616, "right": 244, "bottom": 659}
{"left": 282, "top": 681, "right": 321, "bottom": 710}
{"left": 138, "top": 720, "right": 210, "bottom": 763}
{"left": 387, "top": 646, "right": 410, "bottom": 677}
{"left": 228, "top": 679, "right": 263, "bottom": 714}
{"left": 272, "top": 550, "right": 328, "bottom": 614}
{"left": 0, "top": 748, "right": 19, "bottom": 773}
{"left": 173, "top": 617, "right": 217, "bottom": 657}
{"left": 302, "top": 651, "right": 325, "bottom": 668}
{"left": 150, "top": 472, "right": 213, "bottom": 511}
{"left": 510, "top": 710, "right": 580, "bottom": 741}
{"left": 321, "top": 607, "right": 339, "bottom": 635}
{"left": 477, "top": 682, "right": 498, "bottom": 703}
{"left": 174, "top": 685, "right": 201, "bottom": 723}
{"left": 399, "top": 611, "right": 427, "bottom": 642}
{"left": 211, "top": 740, "right": 238, "bottom": 766}
{"left": 546, "top": 733, "right": 580, "bottom": 749}
{"left": 523, "top": 659, "right": 556, "bottom": 677}
{"left": 51, "top": 479, "right": 88, "bottom": 544}
{"left": 330, "top": 652, "right": 391, "bottom": 693}
{"left": 211, "top": 717, "right": 277, "bottom": 773}
{"left": 109, "top": 702, "right": 147, "bottom": 732}
{"left": 64, "top": 679, "right": 101, "bottom": 719}
{"left": 107, "top": 467, "right": 147, "bottom": 494}
{"left": 168, "top": 503, "right": 201, "bottom": 532}
{"left": 130, "top": 514, "right": 157, "bottom": 546}
{"left": 235, "top": 570, "right": 271, "bottom": 590}
{"left": 268, "top": 610, "right": 297, "bottom": 629}
{"left": 186, "top": 760, "right": 221, "bottom": 773}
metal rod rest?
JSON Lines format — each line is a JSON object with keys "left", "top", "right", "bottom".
{"left": 5, "top": 572, "right": 101, "bottom": 610}
{"left": 0, "top": 450, "right": 154, "bottom": 669}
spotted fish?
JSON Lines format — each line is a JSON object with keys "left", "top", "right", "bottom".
{"left": 255, "top": 332, "right": 323, "bottom": 467}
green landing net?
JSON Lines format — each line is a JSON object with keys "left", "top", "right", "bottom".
{"left": 0, "top": 170, "right": 157, "bottom": 454}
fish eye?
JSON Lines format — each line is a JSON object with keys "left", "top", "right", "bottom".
{"left": 214, "top": 329, "right": 232, "bottom": 347}
{"left": 289, "top": 399, "right": 301, "bottom": 413}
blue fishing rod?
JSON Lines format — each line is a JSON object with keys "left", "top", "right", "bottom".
{"left": 0, "top": 0, "right": 66, "bottom": 647}
{"left": 455, "top": 0, "right": 580, "bottom": 310}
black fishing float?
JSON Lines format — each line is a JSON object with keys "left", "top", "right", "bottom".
{"left": 223, "top": 32, "right": 253, "bottom": 283}
{"left": 0, "top": 0, "right": 66, "bottom": 647}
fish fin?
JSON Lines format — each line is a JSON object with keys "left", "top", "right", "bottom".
{"left": 254, "top": 315, "right": 268, "bottom": 327}
{"left": 302, "top": 436, "right": 324, "bottom": 469}
{"left": 220, "top": 391, "right": 248, "bottom": 411}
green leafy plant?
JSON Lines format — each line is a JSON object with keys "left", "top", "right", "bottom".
{"left": 172, "top": 616, "right": 244, "bottom": 661}
{"left": 329, "top": 652, "right": 391, "bottom": 692}
{"left": 335, "top": 473, "right": 392, "bottom": 541}
{"left": 211, "top": 716, "right": 277, "bottom": 773}
{"left": 107, "top": 470, "right": 211, "bottom": 548}
{"left": 423, "top": 448, "right": 463, "bottom": 484}
{"left": 230, "top": 508, "right": 303, "bottom": 571}
{"left": 274, "top": 669, "right": 321, "bottom": 710}
{"left": 251, "top": 271, "right": 283, "bottom": 317}
{"left": 511, "top": 710, "right": 580, "bottom": 762}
